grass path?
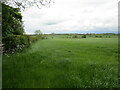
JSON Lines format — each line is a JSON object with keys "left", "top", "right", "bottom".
{"left": 3, "top": 38, "right": 119, "bottom": 88}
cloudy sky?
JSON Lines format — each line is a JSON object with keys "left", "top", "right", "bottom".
{"left": 22, "top": 0, "right": 118, "bottom": 34}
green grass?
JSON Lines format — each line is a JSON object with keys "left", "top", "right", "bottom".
{"left": 3, "top": 37, "right": 119, "bottom": 88}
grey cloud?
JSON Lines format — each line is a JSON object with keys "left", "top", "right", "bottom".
{"left": 22, "top": 0, "right": 118, "bottom": 34}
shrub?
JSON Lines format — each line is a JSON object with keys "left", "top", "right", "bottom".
{"left": 95, "top": 35, "right": 98, "bottom": 38}
{"left": 82, "top": 35, "right": 86, "bottom": 38}
{"left": 72, "top": 35, "right": 78, "bottom": 38}
{"left": 2, "top": 34, "right": 45, "bottom": 53}
{"left": 2, "top": 35, "right": 30, "bottom": 53}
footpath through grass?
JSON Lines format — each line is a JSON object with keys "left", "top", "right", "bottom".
{"left": 3, "top": 38, "right": 119, "bottom": 88}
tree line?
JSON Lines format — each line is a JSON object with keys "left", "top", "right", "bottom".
{"left": 1, "top": 0, "right": 51, "bottom": 53}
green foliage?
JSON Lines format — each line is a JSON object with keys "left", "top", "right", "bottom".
{"left": 95, "top": 35, "right": 102, "bottom": 38}
{"left": 95, "top": 35, "right": 98, "bottom": 37}
{"left": 82, "top": 35, "right": 86, "bottom": 38}
{"left": 34, "top": 30, "right": 42, "bottom": 35}
{"left": 28, "top": 35, "right": 41, "bottom": 43}
{"left": 2, "top": 3, "right": 24, "bottom": 37}
{"left": 3, "top": 35, "right": 30, "bottom": 53}
{"left": 2, "top": 35, "right": 43, "bottom": 53}
{"left": 72, "top": 35, "right": 78, "bottom": 38}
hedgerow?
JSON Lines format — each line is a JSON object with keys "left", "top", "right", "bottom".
{"left": 2, "top": 35, "right": 43, "bottom": 53}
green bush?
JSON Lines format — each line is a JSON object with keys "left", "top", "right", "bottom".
{"left": 72, "top": 35, "right": 78, "bottom": 38}
{"left": 3, "top": 35, "right": 30, "bottom": 53}
{"left": 82, "top": 35, "right": 86, "bottom": 38}
{"left": 2, "top": 34, "right": 45, "bottom": 53}
{"left": 95, "top": 35, "right": 98, "bottom": 38}
{"left": 28, "top": 35, "right": 41, "bottom": 43}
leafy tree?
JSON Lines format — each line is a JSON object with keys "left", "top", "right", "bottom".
{"left": 2, "top": 3, "right": 24, "bottom": 37}
{"left": 34, "top": 30, "right": 42, "bottom": 35}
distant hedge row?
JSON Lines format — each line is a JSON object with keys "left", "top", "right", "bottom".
{"left": 2, "top": 35, "right": 44, "bottom": 53}
{"left": 69, "top": 35, "right": 86, "bottom": 38}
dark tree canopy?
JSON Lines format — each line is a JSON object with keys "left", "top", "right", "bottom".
{"left": 34, "top": 30, "right": 42, "bottom": 35}
{"left": 2, "top": 3, "right": 24, "bottom": 37}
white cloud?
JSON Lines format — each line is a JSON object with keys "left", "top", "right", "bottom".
{"left": 22, "top": 0, "right": 119, "bottom": 34}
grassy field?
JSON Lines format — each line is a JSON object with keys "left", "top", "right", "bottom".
{"left": 3, "top": 35, "right": 119, "bottom": 88}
